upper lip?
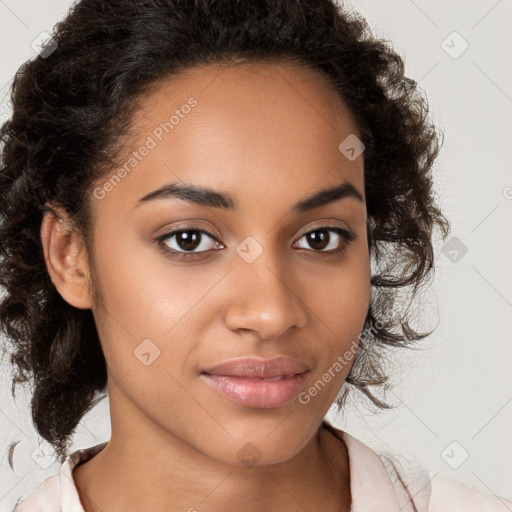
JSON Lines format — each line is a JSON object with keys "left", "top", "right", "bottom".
{"left": 202, "top": 357, "right": 311, "bottom": 379}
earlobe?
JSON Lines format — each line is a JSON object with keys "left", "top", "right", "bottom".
{"left": 40, "top": 205, "right": 93, "bottom": 310}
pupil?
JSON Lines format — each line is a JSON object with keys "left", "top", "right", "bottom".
{"left": 308, "top": 230, "right": 328, "bottom": 250}
{"left": 178, "top": 230, "right": 200, "bottom": 251}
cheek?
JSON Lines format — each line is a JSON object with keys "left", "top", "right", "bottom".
{"left": 298, "top": 276, "right": 369, "bottom": 413}
{"left": 305, "top": 251, "right": 371, "bottom": 378}
{"left": 90, "top": 226, "right": 207, "bottom": 338}
{"left": 88, "top": 231, "right": 219, "bottom": 399}
{"left": 90, "top": 216, "right": 370, "bottom": 402}
{"left": 303, "top": 249, "right": 371, "bottom": 335}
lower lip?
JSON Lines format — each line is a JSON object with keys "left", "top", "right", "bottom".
{"left": 201, "top": 372, "right": 310, "bottom": 408}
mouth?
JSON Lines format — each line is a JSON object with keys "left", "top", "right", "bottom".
{"left": 200, "top": 356, "right": 311, "bottom": 408}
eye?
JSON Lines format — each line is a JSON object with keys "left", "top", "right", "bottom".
{"left": 154, "top": 224, "right": 356, "bottom": 261}
{"left": 156, "top": 227, "right": 223, "bottom": 257}
{"left": 293, "top": 227, "right": 356, "bottom": 254}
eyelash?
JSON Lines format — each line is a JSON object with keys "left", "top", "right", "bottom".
{"left": 154, "top": 225, "right": 356, "bottom": 261}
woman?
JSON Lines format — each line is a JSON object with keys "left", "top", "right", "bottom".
{"left": 1, "top": 0, "right": 509, "bottom": 511}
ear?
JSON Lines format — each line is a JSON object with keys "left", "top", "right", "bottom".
{"left": 40, "top": 204, "right": 93, "bottom": 309}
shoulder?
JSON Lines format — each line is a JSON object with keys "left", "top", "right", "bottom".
{"left": 378, "top": 451, "right": 512, "bottom": 511}
{"left": 323, "top": 422, "right": 511, "bottom": 512}
{"left": 428, "top": 473, "right": 512, "bottom": 512}
{"left": 13, "top": 441, "right": 107, "bottom": 512}
{"left": 377, "top": 450, "right": 512, "bottom": 512}
{"left": 13, "top": 474, "right": 60, "bottom": 511}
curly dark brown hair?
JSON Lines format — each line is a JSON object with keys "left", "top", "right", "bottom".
{"left": 0, "top": 0, "right": 450, "bottom": 464}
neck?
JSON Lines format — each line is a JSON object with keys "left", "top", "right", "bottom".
{"left": 74, "top": 400, "right": 351, "bottom": 512}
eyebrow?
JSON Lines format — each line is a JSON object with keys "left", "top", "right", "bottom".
{"left": 137, "top": 180, "right": 364, "bottom": 213}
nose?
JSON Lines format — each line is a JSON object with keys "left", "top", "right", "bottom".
{"left": 223, "top": 244, "right": 308, "bottom": 340}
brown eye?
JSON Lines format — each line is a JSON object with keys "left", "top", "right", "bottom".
{"left": 172, "top": 230, "right": 203, "bottom": 251}
{"left": 157, "top": 228, "right": 221, "bottom": 254}
{"left": 304, "top": 230, "right": 330, "bottom": 251}
{"left": 294, "top": 227, "right": 356, "bottom": 254}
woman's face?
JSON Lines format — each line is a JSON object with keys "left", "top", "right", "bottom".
{"left": 86, "top": 61, "right": 370, "bottom": 465}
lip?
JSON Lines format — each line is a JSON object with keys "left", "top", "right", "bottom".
{"left": 201, "top": 357, "right": 311, "bottom": 408}
{"left": 202, "top": 356, "right": 310, "bottom": 378}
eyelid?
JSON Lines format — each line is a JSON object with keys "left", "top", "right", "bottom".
{"left": 293, "top": 225, "right": 356, "bottom": 253}
{"left": 296, "top": 220, "right": 353, "bottom": 239}
{"left": 155, "top": 222, "right": 356, "bottom": 260}
{"left": 155, "top": 220, "right": 352, "bottom": 244}
{"left": 154, "top": 221, "right": 223, "bottom": 241}
{"left": 155, "top": 225, "right": 224, "bottom": 252}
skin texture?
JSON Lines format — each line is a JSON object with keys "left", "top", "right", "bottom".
{"left": 40, "top": 61, "right": 370, "bottom": 511}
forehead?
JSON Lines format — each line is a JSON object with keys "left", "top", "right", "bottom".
{"left": 92, "top": 60, "right": 365, "bottom": 216}
{"left": 135, "top": 59, "right": 357, "bottom": 137}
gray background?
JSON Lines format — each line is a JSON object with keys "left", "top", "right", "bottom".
{"left": 1, "top": 0, "right": 511, "bottom": 509}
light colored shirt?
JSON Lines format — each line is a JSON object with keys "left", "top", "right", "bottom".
{"left": 13, "top": 423, "right": 512, "bottom": 511}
